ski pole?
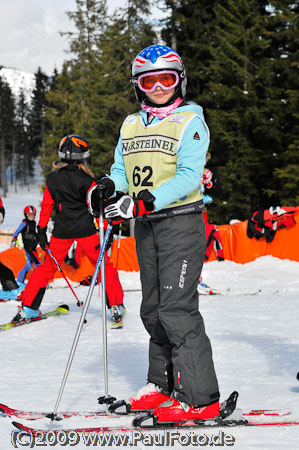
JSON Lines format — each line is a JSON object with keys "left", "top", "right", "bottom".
{"left": 49, "top": 222, "right": 113, "bottom": 427}
{"left": 46, "top": 247, "right": 82, "bottom": 308}
{"left": 97, "top": 188, "right": 116, "bottom": 412}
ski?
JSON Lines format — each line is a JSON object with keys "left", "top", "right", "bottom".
{"left": 197, "top": 282, "right": 220, "bottom": 295}
{"left": 11, "top": 413, "right": 299, "bottom": 436}
{"left": 1, "top": 390, "right": 291, "bottom": 421}
{"left": 0, "top": 304, "right": 69, "bottom": 332}
{"left": 0, "top": 403, "right": 114, "bottom": 420}
{"left": 47, "top": 282, "right": 81, "bottom": 290}
{"left": 225, "top": 288, "right": 262, "bottom": 296}
{"left": 111, "top": 318, "right": 123, "bottom": 329}
{"left": 124, "top": 288, "right": 262, "bottom": 296}
{"left": 0, "top": 403, "right": 290, "bottom": 421}
{"left": 123, "top": 288, "right": 141, "bottom": 292}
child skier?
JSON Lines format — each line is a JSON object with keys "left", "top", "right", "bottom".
{"left": 10, "top": 205, "right": 41, "bottom": 284}
{"left": 0, "top": 197, "right": 22, "bottom": 299}
{"left": 90, "top": 45, "right": 220, "bottom": 423}
{"left": 11, "top": 135, "right": 124, "bottom": 324}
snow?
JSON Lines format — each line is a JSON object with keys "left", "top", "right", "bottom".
{"left": 1, "top": 169, "right": 299, "bottom": 449}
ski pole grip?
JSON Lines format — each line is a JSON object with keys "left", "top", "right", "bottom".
{"left": 97, "top": 185, "right": 105, "bottom": 216}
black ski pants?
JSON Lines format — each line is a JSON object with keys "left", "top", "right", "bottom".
{"left": 0, "top": 262, "right": 18, "bottom": 290}
{"left": 135, "top": 213, "right": 219, "bottom": 407}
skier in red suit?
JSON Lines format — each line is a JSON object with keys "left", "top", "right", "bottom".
{"left": 11, "top": 135, "right": 124, "bottom": 324}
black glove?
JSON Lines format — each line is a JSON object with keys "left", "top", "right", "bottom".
{"left": 37, "top": 226, "right": 49, "bottom": 251}
{"left": 0, "top": 206, "right": 5, "bottom": 224}
{"left": 87, "top": 178, "right": 115, "bottom": 218}
{"left": 97, "top": 177, "right": 115, "bottom": 199}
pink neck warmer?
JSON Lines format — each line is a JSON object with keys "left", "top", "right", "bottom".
{"left": 141, "top": 97, "right": 183, "bottom": 119}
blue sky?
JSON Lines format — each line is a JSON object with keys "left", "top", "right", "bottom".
{"left": 0, "top": 0, "right": 165, "bottom": 75}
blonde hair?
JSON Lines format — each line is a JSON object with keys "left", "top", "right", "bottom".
{"left": 51, "top": 161, "right": 94, "bottom": 178}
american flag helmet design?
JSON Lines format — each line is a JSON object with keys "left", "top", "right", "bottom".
{"left": 131, "top": 45, "right": 187, "bottom": 101}
{"left": 132, "top": 45, "right": 185, "bottom": 76}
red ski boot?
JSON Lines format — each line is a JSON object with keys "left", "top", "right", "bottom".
{"left": 108, "top": 383, "right": 170, "bottom": 414}
{"left": 153, "top": 398, "right": 220, "bottom": 423}
{"left": 129, "top": 384, "right": 170, "bottom": 412}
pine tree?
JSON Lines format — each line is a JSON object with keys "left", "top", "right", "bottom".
{"left": 15, "top": 90, "right": 32, "bottom": 186}
{"left": 160, "top": 0, "right": 218, "bottom": 99}
{"left": 42, "top": 65, "right": 75, "bottom": 173}
{"left": 0, "top": 76, "right": 15, "bottom": 196}
{"left": 202, "top": 0, "right": 280, "bottom": 222}
{"left": 28, "top": 67, "right": 50, "bottom": 158}
{"left": 159, "top": 0, "right": 298, "bottom": 221}
{"left": 41, "top": 0, "right": 109, "bottom": 175}
{"left": 42, "top": 0, "right": 155, "bottom": 179}
{"left": 265, "top": 1, "right": 299, "bottom": 205}
{"left": 86, "top": 0, "right": 156, "bottom": 177}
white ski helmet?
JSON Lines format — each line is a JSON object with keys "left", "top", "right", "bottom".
{"left": 130, "top": 45, "right": 187, "bottom": 105}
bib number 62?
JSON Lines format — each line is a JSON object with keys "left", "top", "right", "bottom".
{"left": 133, "top": 166, "right": 153, "bottom": 187}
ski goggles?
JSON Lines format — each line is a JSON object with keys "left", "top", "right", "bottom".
{"left": 137, "top": 70, "right": 179, "bottom": 92}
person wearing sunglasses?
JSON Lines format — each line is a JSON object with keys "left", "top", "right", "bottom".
{"left": 90, "top": 44, "right": 220, "bottom": 423}
{"left": 10, "top": 135, "right": 124, "bottom": 324}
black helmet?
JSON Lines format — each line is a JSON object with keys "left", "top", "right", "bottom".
{"left": 58, "top": 135, "right": 89, "bottom": 161}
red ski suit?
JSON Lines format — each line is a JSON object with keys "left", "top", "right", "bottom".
{"left": 20, "top": 165, "right": 123, "bottom": 309}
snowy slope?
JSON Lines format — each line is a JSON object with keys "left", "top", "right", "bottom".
{"left": 1, "top": 177, "right": 299, "bottom": 449}
{"left": 0, "top": 66, "right": 35, "bottom": 105}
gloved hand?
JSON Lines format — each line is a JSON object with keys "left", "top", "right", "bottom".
{"left": 202, "top": 169, "right": 213, "bottom": 189}
{"left": 105, "top": 190, "right": 155, "bottom": 222}
{"left": 97, "top": 177, "right": 115, "bottom": 199}
{"left": 0, "top": 206, "right": 5, "bottom": 224}
{"left": 87, "top": 178, "right": 115, "bottom": 217}
{"left": 10, "top": 237, "right": 17, "bottom": 248}
{"left": 37, "top": 226, "right": 49, "bottom": 251}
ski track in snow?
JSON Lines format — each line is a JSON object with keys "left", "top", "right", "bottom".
{"left": 1, "top": 176, "right": 299, "bottom": 449}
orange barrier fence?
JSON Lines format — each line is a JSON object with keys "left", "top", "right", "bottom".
{"left": 109, "top": 211, "right": 299, "bottom": 269}
{"left": 1, "top": 209, "right": 299, "bottom": 279}
{"left": 207, "top": 216, "right": 299, "bottom": 263}
{"left": 0, "top": 247, "right": 95, "bottom": 282}
{"left": 110, "top": 236, "right": 140, "bottom": 271}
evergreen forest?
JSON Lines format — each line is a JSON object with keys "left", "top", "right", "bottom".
{"left": 0, "top": 0, "right": 298, "bottom": 224}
